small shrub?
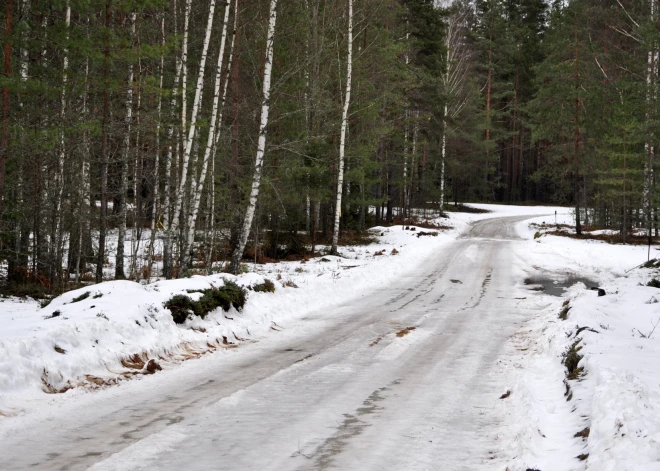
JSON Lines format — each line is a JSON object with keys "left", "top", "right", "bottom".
{"left": 164, "top": 295, "right": 198, "bottom": 324}
{"left": 165, "top": 281, "right": 247, "bottom": 324}
{"left": 559, "top": 303, "right": 571, "bottom": 320}
{"left": 93, "top": 292, "right": 103, "bottom": 299}
{"left": 647, "top": 278, "right": 660, "bottom": 288}
{"left": 40, "top": 298, "right": 53, "bottom": 309}
{"left": 44, "top": 310, "right": 61, "bottom": 319}
{"left": 253, "top": 279, "right": 275, "bottom": 293}
{"left": 70, "top": 291, "right": 91, "bottom": 303}
{"left": 563, "top": 339, "right": 584, "bottom": 380}
{"left": 534, "top": 231, "right": 542, "bottom": 239}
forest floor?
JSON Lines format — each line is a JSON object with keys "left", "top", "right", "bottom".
{"left": 1, "top": 204, "right": 658, "bottom": 470}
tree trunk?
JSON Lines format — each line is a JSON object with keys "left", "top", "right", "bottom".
{"left": 228, "top": 0, "right": 279, "bottom": 274}
{"left": 169, "top": 0, "right": 218, "bottom": 276}
{"left": 330, "top": 0, "right": 353, "bottom": 255}
{"left": 181, "top": 0, "right": 233, "bottom": 272}
{"left": 574, "top": 29, "right": 582, "bottom": 235}
{"left": 115, "top": 12, "right": 137, "bottom": 280}
{"left": 147, "top": 15, "right": 166, "bottom": 283}
{"left": 96, "top": 0, "right": 112, "bottom": 284}
{"left": 0, "top": 0, "right": 13, "bottom": 214}
{"left": 163, "top": 0, "right": 181, "bottom": 279}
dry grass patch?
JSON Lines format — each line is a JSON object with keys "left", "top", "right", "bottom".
{"left": 395, "top": 326, "right": 416, "bottom": 337}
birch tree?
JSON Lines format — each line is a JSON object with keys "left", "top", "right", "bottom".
{"left": 330, "top": 0, "right": 353, "bottom": 255}
{"left": 181, "top": 0, "right": 233, "bottom": 272}
{"left": 439, "top": 6, "right": 471, "bottom": 212}
{"left": 167, "top": 0, "right": 218, "bottom": 276}
{"left": 228, "top": 0, "right": 279, "bottom": 274}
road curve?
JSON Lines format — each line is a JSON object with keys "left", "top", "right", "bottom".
{"left": 0, "top": 216, "right": 540, "bottom": 471}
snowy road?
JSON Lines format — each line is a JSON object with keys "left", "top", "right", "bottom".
{"left": 0, "top": 216, "right": 542, "bottom": 471}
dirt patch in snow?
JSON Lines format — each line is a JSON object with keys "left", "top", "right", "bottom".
{"left": 395, "top": 326, "right": 416, "bottom": 337}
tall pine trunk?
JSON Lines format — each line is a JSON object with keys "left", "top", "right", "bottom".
{"left": 115, "top": 12, "right": 137, "bottom": 280}
{"left": 0, "top": 0, "right": 13, "bottom": 214}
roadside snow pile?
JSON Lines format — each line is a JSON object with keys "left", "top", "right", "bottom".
{"left": 0, "top": 224, "right": 460, "bottom": 401}
{"left": 507, "top": 214, "right": 660, "bottom": 470}
{"left": 0, "top": 204, "right": 569, "bottom": 407}
{"left": 0, "top": 275, "right": 268, "bottom": 396}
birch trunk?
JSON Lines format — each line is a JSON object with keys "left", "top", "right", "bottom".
{"left": 181, "top": 0, "right": 192, "bottom": 139}
{"left": 206, "top": 0, "right": 238, "bottom": 274}
{"left": 181, "top": 0, "right": 233, "bottom": 271}
{"left": 115, "top": 12, "right": 137, "bottom": 279}
{"left": 130, "top": 60, "right": 143, "bottom": 281}
{"left": 644, "top": 0, "right": 656, "bottom": 249}
{"left": 163, "top": 0, "right": 181, "bottom": 279}
{"left": 168, "top": 0, "right": 218, "bottom": 275}
{"left": 330, "top": 0, "right": 353, "bottom": 255}
{"left": 439, "top": 103, "right": 447, "bottom": 212}
{"left": 228, "top": 0, "right": 279, "bottom": 274}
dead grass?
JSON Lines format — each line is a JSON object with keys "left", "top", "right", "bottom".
{"left": 574, "top": 427, "right": 590, "bottom": 438}
{"left": 532, "top": 223, "right": 659, "bottom": 245}
{"left": 395, "top": 326, "right": 417, "bottom": 337}
{"left": 443, "top": 203, "right": 491, "bottom": 214}
{"left": 370, "top": 336, "right": 383, "bottom": 347}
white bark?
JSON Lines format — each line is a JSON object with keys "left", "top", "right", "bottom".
{"left": 169, "top": 0, "right": 218, "bottom": 254}
{"left": 330, "top": 0, "right": 353, "bottom": 254}
{"left": 130, "top": 59, "right": 143, "bottom": 281}
{"left": 440, "top": 104, "right": 447, "bottom": 212}
{"left": 439, "top": 6, "right": 471, "bottom": 213}
{"left": 206, "top": 0, "right": 238, "bottom": 274}
{"left": 181, "top": 0, "right": 192, "bottom": 139}
{"left": 163, "top": 0, "right": 181, "bottom": 278}
{"left": 115, "top": 12, "right": 136, "bottom": 279}
{"left": 182, "top": 0, "right": 233, "bottom": 271}
{"left": 229, "top": 0, "right": 279, "bottom": 273}
{"left": 643, "top": 0, "right": 656, "bottom": 233}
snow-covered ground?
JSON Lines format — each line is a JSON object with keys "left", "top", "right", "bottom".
{"left": 5, "top": 203, "right": 658, "bottom": 470}
{"left": 503, "top": 211, "right": 660, "bottom": 470}
{"left": 1, "top": 205, "right": 563, "bottom": 410}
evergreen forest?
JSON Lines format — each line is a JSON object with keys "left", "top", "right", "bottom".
{"left": 1, "top": 0, "right": 658, "bottom": 292}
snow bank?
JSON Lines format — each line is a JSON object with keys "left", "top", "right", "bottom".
{"left": 0, "top": 219, "right": 476, "bottom": 402}
{"left": 506, "top": 214, "right": 660, "bottom": 470}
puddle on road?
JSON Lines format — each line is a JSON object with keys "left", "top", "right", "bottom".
{"left": 524, "top": 275, "right": 598, "bottom": 296}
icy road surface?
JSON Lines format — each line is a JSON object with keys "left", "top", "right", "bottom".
{"left": 0, "top": 216, "right": 542, "bottom": 471}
